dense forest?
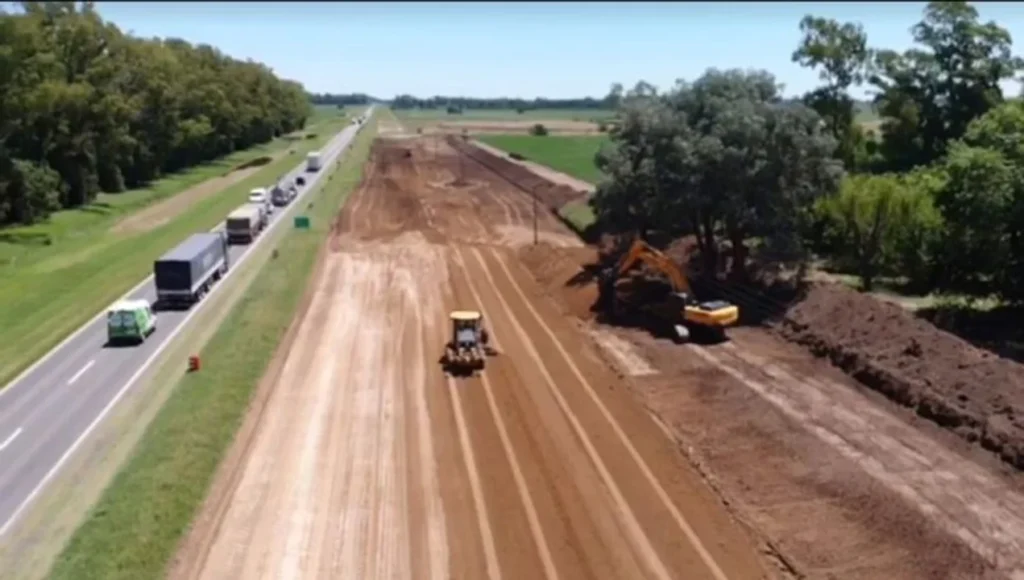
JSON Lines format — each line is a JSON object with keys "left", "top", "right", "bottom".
{"left": 0, "top": 2, "right": 312, "bottom": 227}
{"left": 592, "top": 1, "right": 1024, "bottom": 304}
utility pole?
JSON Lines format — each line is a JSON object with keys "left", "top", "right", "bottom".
{"left": 533, "top": 187, "right": 539, "bottom": 246}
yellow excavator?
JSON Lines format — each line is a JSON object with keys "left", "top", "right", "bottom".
{"left": 598, "top": 239, "right": 739, "bottom": 343}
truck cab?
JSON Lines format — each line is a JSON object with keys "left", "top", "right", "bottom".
{"left": 248, "top": 187, "right": 272, "bottom": 215}
{"left": 106, "top": 299, "right": 157, "bottom": 346}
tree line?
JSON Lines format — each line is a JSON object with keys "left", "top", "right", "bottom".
{"left": 309, "top": 93, "right": 376, "bottom": 106}
{"left": 592, "top": 1, "right": 1024, "bottom": 304}
{"left": 388, "top": 94, "right": 615, "bottom": 112}
{"left": 0, "top": 1, "right": 312, "bottom": 227}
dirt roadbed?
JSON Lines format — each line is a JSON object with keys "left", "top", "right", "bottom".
{"left": 518, "top": 242, "right": 1024, "bottom": 579}
{"left": 170, "top": 137, "right": 771, "bottom": 580}
{"left": 171, "top": 134, "right": 1024, "bottom": 580}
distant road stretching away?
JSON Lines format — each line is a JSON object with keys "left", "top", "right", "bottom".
{"left": 0, "top": 107, "right": 374, "bottom": 536}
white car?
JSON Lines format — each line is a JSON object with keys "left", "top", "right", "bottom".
{"left": 248, "top": 188, "right": 272, "bottom": 214}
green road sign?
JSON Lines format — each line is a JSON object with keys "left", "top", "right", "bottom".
{"left": 294, "top": 216, "right": 310, "bottom": 229}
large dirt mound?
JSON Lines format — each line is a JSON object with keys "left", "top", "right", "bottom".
{"left": 777, "top": 282, "right": 1024, "bottom": 469}
{"left": 518, "top": 243, "right": 601, "bottom": 320}
{"left": 446, "top": 137, "right": 587, "bottom": 210}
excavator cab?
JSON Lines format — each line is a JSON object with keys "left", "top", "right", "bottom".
{"left": 441, "top": 311, "right": 496, "bottom": 376}
{"left": 598, "top": 239, "right": 739, "bottom": 343}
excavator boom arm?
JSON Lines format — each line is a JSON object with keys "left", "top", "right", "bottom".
{"left": 613, "top": 240, "right": 693, "bottom": 295}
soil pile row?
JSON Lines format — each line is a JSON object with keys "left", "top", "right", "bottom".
{"left": 519, "top": 244, "right": 601, "bottom": 320}
{"left": 445, "top": 137, "right": 587, "bottom": 210}
{"left": 777, "top": 282, "right": 1024, "bottom": 469}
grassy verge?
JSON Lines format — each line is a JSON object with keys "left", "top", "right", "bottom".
{"left": 0, "top": 115, "right": 340, "bottom": 262}
{"left": 558, "top": 199, "right": 598, "bottom": 234}
{"left": 477, "top": 134, "right": 605, "bottom": 234}
{"left": 0, "top": 117, "right": 350, "bottom": 389}
{"left": 47, "top": 115, "right": 378, "bottom": 580}
{"left": 477, "top": 134, "right": 608, "bottom": 184}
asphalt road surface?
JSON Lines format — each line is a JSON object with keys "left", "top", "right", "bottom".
{"left": 0, "top": 106, "right": 374, "bottom": 537}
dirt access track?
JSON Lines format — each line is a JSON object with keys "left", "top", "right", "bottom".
{"left": 170, "top": 136, "right": 771, "bottom": 580}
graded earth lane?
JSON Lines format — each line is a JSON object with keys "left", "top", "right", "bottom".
{"left": 173, "top": 136, "right": 769, "bottom": 580}
{"left": 0, "top": 107, "right": 374, "bottom": 537}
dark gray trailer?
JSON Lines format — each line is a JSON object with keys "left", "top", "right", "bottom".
{"left": 153, "top": 232, "right": 230, "bottom": 310}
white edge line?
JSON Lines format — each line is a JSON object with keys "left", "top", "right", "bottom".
{"left": 0, "top": 108, "right": 375, "bottom": 537}
{"left": 0, "top": 427, "right": 21, "bottom": 452}
{"left": 66, "top": 360, "right": 95, "bottom": 386}
{"left": 0, "top": 109, "right": 373, "bottom": 402}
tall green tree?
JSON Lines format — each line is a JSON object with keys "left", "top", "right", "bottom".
{"left": 0, "top": 1, "right": 312, "bottom": 226}
{"left": 592, "top": 69, "right": 843, "bottom": 276}
{"left": 792, "top": 15, "right": 872, "bottom": 170}
{"left": 869, "top": 1, "right": 1023, "bottom": 171}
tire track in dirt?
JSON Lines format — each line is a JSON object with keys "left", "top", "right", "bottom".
{"left": 406, "top": 256, "right": 449, "bottom": 580}
{"left": 461, "top": 246, "right": 674, "bottom": 580}
{"left": 690, "top": 339, "right": 1024, "bottom": 577}
{"left": 168, "top": 256, "right": 340, "bottom": 580}
{"left": 179, "top": 136, "right": 772, "bottom": 580}
{"left": 472, "top": 246, "right": 771, "bottom": 580}
{"left": 448, "top": 251, "right": 559, "bottom": 580}
{"left": 274, "top": 265, "right": 352, "bottom": 580}
{"left": 480, "top": 249, "right": 721, "bottom": 573}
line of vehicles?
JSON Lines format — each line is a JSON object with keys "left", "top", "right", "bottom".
{"left": 105, "top": 149, "right": 326, "bottom": 346}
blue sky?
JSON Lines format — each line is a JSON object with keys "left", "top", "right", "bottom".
{"left": 94, "top": 2, "right": 1024, "bottom": 100}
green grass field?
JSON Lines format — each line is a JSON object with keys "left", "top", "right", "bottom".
{"left": 476, "top": 134, "right": 606, "bottom": 233}
{"left": 47, "top": 115, "right": 379, "bottom": 580}
{"left": 477, "top": 134, "right": 608, "bottom": 184}
{"left": 395, "top": 107, "right": 615, "bottom": 123}
{"left": 0, "top": 116, "right": 351, "bottom": 390}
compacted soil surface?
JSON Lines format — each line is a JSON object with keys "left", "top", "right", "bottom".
{"left": 169, "top": 136, "right": 771, "bottom": 580}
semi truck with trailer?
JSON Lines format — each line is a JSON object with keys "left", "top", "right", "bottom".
{"left": 306, "top": 151, "right": 322, "bottom": 172}
{"left": 226, "top": 204, "right": 264, "bottom": 244}
{"left": 153, "top": 232, "right": 230, "bottom": 309}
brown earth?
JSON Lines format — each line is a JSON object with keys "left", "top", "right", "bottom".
{"left": 111, "top": 150, "right": 287, "bottom": 235}
{"left": 458, "top": 144, "right": 1024, "bottom": 577}
{"left": 775, "top": 282, "right": 1024, "bottom": 468}
{"left": 169, "top": 136, "right": 772, "bottom": 580}
{"left": 514, "top": 236, "right": 1024, "bottom": 579}
{"left": 447, "top": 136, "right": 589, "bottom": 210}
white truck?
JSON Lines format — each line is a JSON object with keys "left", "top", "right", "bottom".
{"left": 226, "top": 204, "right": 264, "bottom": 244}
{"left": 306, "top": 151, "right": 322, "bottom": 173}
{"left": 248, "top": 187, "right": 272, "bottom": 215}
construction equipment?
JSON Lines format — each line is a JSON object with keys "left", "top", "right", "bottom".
{"left": 598, "top": 239, "right": 739, "bottom": 343}
{"left": 441, "top": 310, "right": 497, "bottom": 375}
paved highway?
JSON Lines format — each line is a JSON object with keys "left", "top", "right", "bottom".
{"left": 0, "top": 106, "right": 375, "bottom": 536}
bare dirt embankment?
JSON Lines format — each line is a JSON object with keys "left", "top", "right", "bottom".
{"left": 775, "top": 283, "right": 1024, "bottom": 466}
{"left": 170, "top": 136, "right": 770, "bottom": 580}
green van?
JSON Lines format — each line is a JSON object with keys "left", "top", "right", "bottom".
{"left": 107, "top": 299, "right": 157, "bottom": 345}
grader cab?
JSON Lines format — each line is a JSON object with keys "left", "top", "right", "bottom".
{"left": 441, "top": 310, "right": 496, "bottom": 376}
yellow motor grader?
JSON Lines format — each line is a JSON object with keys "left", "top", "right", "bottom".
{"left": 441, "top": 310, "right": 497, "bottom": 376}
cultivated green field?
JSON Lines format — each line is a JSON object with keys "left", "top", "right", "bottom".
{"left": 0, "top": 116, "right": 351, "bottom": 390}
{"left": 395, "top": 107, "right": 615, "bottom": 123}
{"left": 48, "top": 114, "right": 379, "bottom": 580}
{"left": 477, "top": 134, "right": 605, "bottom": 232}
{"left": 477, "top": 134, "right": 608, "bottom": 184}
